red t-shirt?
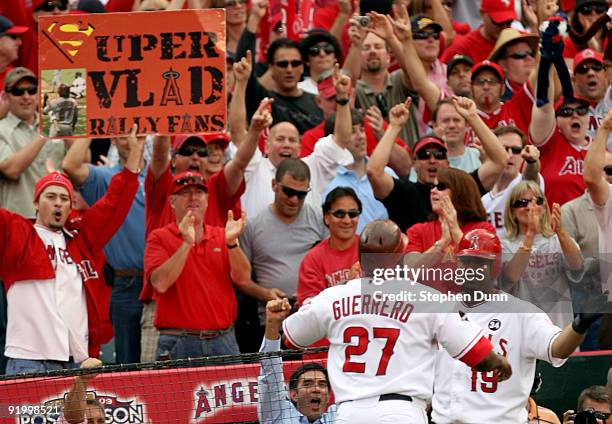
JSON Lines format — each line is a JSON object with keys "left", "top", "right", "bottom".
{"left": 535, "top": 128, "right": 588, "bottom": 206}
{"left": 144, "top": 223, "right": 237, "bottom": 330}
{"left": 406, "top": 220, "right": 496, "bottom": 293}
{"left": 297, "top": 236, "right": 359, "bottom": 306}
{"left": 441, "top": 28, "right": 495, "bottom": 64}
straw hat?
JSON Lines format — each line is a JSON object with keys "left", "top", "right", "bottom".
{"left": 488, "top": 28, "right": 539, "bottom": 63}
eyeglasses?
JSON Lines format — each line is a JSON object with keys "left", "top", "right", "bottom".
{"left": 308, "top": 43, "right": 335, "bottom": 56}
{"left": 9, "top": 85, "right": 37, "bottom": 96}
{"left": 413, "top": 30, "right": 441, "bottom": 40}
{"left": 578, "top": 4, "right": 606, "bottom": 15}
{"left": 473, "top": 77, "right": 501, "bottom": 86}
{"left": 506, "top": 50, "right": 535, "bottom": 60}
{"left": 604, "top": 165, "right": 612, "bottom": 175}
{"left": 177, "top": 145, "right": 208, "bottom": 157}
{"left": 512, "top": 196, "right": 545, "bottom": 208}
{"left": 431, "top": 182, "right": 449, "bottom": 191}
{"left": 36, "top": 0, "right": 68, "bottom": 11}
{"left": 575, "top": 62, "right": 604, "bottom": 74}
{"left": 329, "top": 208, "right": 361, "bottom": 219}
{"left": 416, "top": 150, "right": 447, "bottom": 160}
{"left": 279, "top": 184, "right": 310, "bottom": 200}
{"left": 274, "top": 60, "right": 303, "bottom": 68}
{"left": 504, "top": 145, "right": 522, "bottom": 154}
{"left": 556, "top": 106, "right": 589, "bottom": 118}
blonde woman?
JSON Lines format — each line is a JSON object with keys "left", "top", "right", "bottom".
{"left": 501, "top": 180, "right": 584, "bottom": 328}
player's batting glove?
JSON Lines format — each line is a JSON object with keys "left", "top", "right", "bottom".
{"left": 572, "top": 290, "right": 612, "bottom": 334}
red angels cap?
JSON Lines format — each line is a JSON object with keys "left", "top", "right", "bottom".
{"left": 573, "top": 49, "right": 604, "bottom": 74}
{"left": 172, "top": 134, "right": 207, "bottom": 151}
{"left": 413, "top": 136, "right": 447, "bottom": 158}
{"left": 206, "top": 132, "right": 230, "bottom": 150}
{"left": 480, "top": 0, "right": 517, "bottom": 24}
{"left": 471, "top": 60, "right": 505, "bottom": 82}
{"left": 171, "top": 171, "right": 208, "bottom": 194}
{"left": 34, "top": 172, "right": 74, "bottom": 202}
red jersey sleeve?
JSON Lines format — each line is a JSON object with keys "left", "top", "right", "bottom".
{"left": 205, "top": 170, "right": 246, "bottom": 227}
{"left": 143, "top": 228, "right": 172, "bottom": 292}
{"left": 406, "top": 223, "right": 427, "bottom": 253}
{"left": 145, "top": 166, "right": 173, "bottom": 236}
{"left": 297, "top": 248, "right": 326, "bottom": 307}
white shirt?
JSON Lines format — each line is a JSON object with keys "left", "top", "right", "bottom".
{"left": 432, "top": 294, "right": 565, "bottom": 424}
{"left": 240, "top": 135, "right": 353, "bottom": 219}
{"left": 283, "top": 279, "right": 490, "bottom": 404}
{"left": 5, "top": 226, "right": 88, "bottom": 362}
{"left": 592, "top": 184, "right": 612, "bottom": 295}
{"left": 481, "top": 173, "right": 545, "bottom": 238}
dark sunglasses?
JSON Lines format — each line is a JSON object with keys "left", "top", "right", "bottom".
{"left": 504, "top": 145, "right": 522, "bottom": 154}
{"left": 36, "top": 0, "right": 68, "bottom": 11}
{"left": 512, "top": 196, "right": 545, "bottom": 208}
{"left": 473, "top": 77, "right": 501, "bottom": 86}
{"left": 431, "top": 182, "right": 449, "bottom": 191}
{"left": 507, "top": 50, "right": 535, "bottom": 60}
{"left": 594, "top": 411, "right": 611, "bottom": 420}
{"left": 274, "top": 60, "right": 303, "bottom": 68}
{"left": 279, "top": 184, "right": 310, "bottom": 200}
{"left": 578, "top": 4, "right": 606, "bottom": 14}
{"left": 575, "top": 62, "right": 604, "bottom": 74}
{"left": 0, "top": 34, "right": 20, "bottom": 40}
{"left": 556, "top": 106, "right": 589, "bottom": 118}
{"left": 9, "top": 85, "right": 37, "bottom": 96}
{"left": 413, "top": 30, "right": 441, "bottom": 40}
{"left": 416, "top": 150, "right": 447, "bottom": 160}
{"left": 308, "top": 43, "right": 335, "bottom": 56}
{"left": 177, "top": 145, "right": 208, "bottom": 157}
{"left": 604, "top": 165, "right": 612, "bottom": 176}
{"left": 329, "top": 208, "right": 361, "bottom": 219}
{"left": 493, "top": 19, "right": 513, "bottom": 27}
{"left": 175, "top": 174, "right": 207, "bottom": 190}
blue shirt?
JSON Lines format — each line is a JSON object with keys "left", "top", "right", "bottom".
{"left": 258, "top": 338, "right": 337, "bottom": 424}
{"left": 78, "top": 164, "right": 146, "bottom": 269}
{"left": 322, "top": 163, "right": 394, "bottom": 234}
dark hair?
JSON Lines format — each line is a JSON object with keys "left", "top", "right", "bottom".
{"left": 322, "top": 186, "right": 363, "bottom": 215}
{"left": 432, "top": 98, "right": 461, "bottom": 124}
{"left": 267, "top": 38, "right": 302, "bottom": 66}
{"left": 436, "top": 168, "right": 487, "bottom": 224}
{"left": 494, "top": 125, "right": 526, "bottom": 147}
{"left": 577, "top": 385, "right": 612, "bottom": 410}
{"left": 289, "top": 363, "right": 329, "bottom": 391}
{"left": 85, "top": 399, "right": 105, "bottom": 415}
{"left": 299, "top": 30, "right": 343, "bottom": 74}
{"left": 324, "top": 109, "right": 364, "bottom": 136}
{"left": 58, "top": 84, "right": 70, "bottom": 98}
{"left": 276, "top": 158, "right": 311, "bottom": 182}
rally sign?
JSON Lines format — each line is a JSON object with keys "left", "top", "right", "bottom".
{"left": 38, "top": 10, "right": 226, "bottom": 138}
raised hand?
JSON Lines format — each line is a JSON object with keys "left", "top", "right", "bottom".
{"left": 366, "top": 11, "right": 396, "bottom": 42}
{"left": 521, "top": 145, "right": 540, "bottom": 162}
{"left": 348, "top": 20, "right": 367, "bottom": 46}
{"left": 179, "top": 210, "right": 196, "bottom": 246}
{"left": 125, "top": 124, "right": 144, "bottom": 172}
{"left": 366, "top": 105, "right": 385, "bottom": 139}
{"left": 526, "top": 206, "right": 541, "bottom": 236}
{"left": 338, "top": 0, "right": 351, "bottom": 16}
{"left": 250, "top": 0, "right": 268, "bottom": 20}
{"left": 250, "top": 97, "right": 274, "bottom": 133}
{"left": 225, "top": 210, "right": 246, "bottom": 244}
{"left": 601, "top": 109, "right": 612, "bottom": 131}
{"left": 233, "top": 50, "right": 253, "bottom": 83}
{"left": 451, "top": 96, "right": 477, "bottom": 120}
{"left": 390, "top": 12, "right": 412, "bottom": 42}
{"left": 78, "top": 357, "right": 102, "bottom": 382}
{"left": 332, "top": 63, "right": 351, "bottom": 98}
{"left": 388, "top": 97, "right": 412, "bottom": 127}
{"left": 550, "top": 202, "right": 562, "bottom": 234}
{"left": 266, "top": 298, "right": 292, "bottom": 322}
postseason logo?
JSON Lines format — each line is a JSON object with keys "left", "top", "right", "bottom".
{"left": 17, "top": 392, "right": 146, "bottom": 423}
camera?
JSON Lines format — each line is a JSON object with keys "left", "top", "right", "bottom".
{"left": 568, "top": 408, "right": 600, "bottom": 424}
{"left": 351, "top": 15, "right": 371, "bottom": 27}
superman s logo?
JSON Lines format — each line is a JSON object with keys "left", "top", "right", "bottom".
{"left": 42, "top": 21, "right": 95, "bottom": 63}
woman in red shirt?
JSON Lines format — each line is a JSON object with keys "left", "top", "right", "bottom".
{"left": 405, "top": 167, "right": 496, "bottom": 292}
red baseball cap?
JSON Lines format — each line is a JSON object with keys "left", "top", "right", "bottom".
{"left": 0, "top": 16, "right": 28, "bottom": 36}
{"left": 317, "top": 76, "right": 336, "bottom": 99}
{"left": 413, "top": 136, "right": 447, "bottom": 158}
{"left": 34, "top": 172, "right": 74, "bottom": 203}
{"left": 480, "top": 0, "right": 517, "bottom": 24}
{"left": 171, "top": 171, "right": 208, "bottom": 194}
{"left": 172, "top": 134, "right": 207, "bottom": 151}
{"left": 471, "top": 60, "right": 505, "bottom": 82}
{"left": 206, "top": 132, "right": 230, "bottom": 150}
{"left": 573, "top": 49, "right": 604, "bottom": 74}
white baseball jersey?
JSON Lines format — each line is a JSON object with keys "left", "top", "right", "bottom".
{"left": 283, "top": 279, "right": 494, "bottom": 404}
{"left": 431, "top": 294, "right": 565, "bottom": 424}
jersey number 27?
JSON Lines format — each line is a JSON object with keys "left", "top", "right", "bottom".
{"left": 342, "top": 326, "right": 400, "bottom": 376}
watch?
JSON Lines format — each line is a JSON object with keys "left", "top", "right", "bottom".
{"left": 227, "top": 240, "right": 240, "bottom": 249}
{"left": 335, "top": 98, "right": 350, "bottom": 106}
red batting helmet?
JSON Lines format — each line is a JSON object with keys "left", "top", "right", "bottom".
{"left": 457, "top": 229, "right": 502, "bottom": 277}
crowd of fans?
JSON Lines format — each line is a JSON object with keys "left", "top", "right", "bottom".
{"left": 1, "top": 0, "right": 612, "bottom": 421}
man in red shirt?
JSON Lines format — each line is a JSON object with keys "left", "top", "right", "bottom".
{"left": 144, "top": 171, "right": 276, "bottom": 359}
{"left": 0, "top": 16, "right": 27, "bottom": 96}
{"left": 441, "top": 0, "right": 516, "bottom": 64}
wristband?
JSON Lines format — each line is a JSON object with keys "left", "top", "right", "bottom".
{"left": 571, "top": 316, "right": 589, "bottom": 334}
{"left": 227, "top": 242, "right": 239, "bottom": 249}
{"left": 336, "top": 98, "right": 350, "bottom": 106}
{"left": 525, "top": 158, "right": 537, "bottom": 164}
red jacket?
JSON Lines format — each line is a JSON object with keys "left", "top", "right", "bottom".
{"left": 0, "top": 168, "right": 138, "bottom": 358}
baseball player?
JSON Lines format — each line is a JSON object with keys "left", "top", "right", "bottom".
{"left": 431, "top": 228, "right": 607, "bottom": 424}
{"left": 281, "top": 220, "right": 512, "bottom": 424}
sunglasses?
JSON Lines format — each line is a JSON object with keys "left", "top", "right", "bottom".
{"left": 175, "top": 174, "right": 207, "bottom": 189}
{"left": 604, "top": 165, "right": 612, "bottom": 175}
{"left": 0, "top": 34, "right": 20, "bottom": 40}
{"left": 431, "top": 182, "right": 449, "bottom": 191}
{"left": 504, "top": 145, "right": 522, "bottom": 154}
{"left": 413, "top": 30, "right": 441, "bottom": 40}
{"left": 512, "top": 196, "right": 545, "bottom": 208}
{"left": 507, "top": 50, "right": 535, "bottom": 60}
{"left": 473, "top": 77, "right": 501, "bottom": 86}
{"left": 416, "top": 150, "right": 447, "bottom": 160}
{"left": 308, "top": 43, "right": 335, "bottom": 56}
{"left": 279, "top": 184, "right": 310, "bottom": 200}
{"left": 575, "top": 62, "right": 604, "bottom": 74}
{"left": 493, "top": 19, "right": 513, "bottom": 27}
{"left": 556, "top": 106, "right": 589, "bottom": 118}
{"left": 274, "top": 60, "right": 303, "bottom": 68}
{"left": 9, "top": 85, "right": 37, "bottom": 96}
{"left": 578, "top": 4, "right": 606, "bottom": 14}
{"left": 177, "top": 145, "right": 208, "bottom": 157}
{"left": 36, "top": 0, "right": 68, "bottom": 11}
{"left": 329, "top": 208, "right": 361, "bottom": 219}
